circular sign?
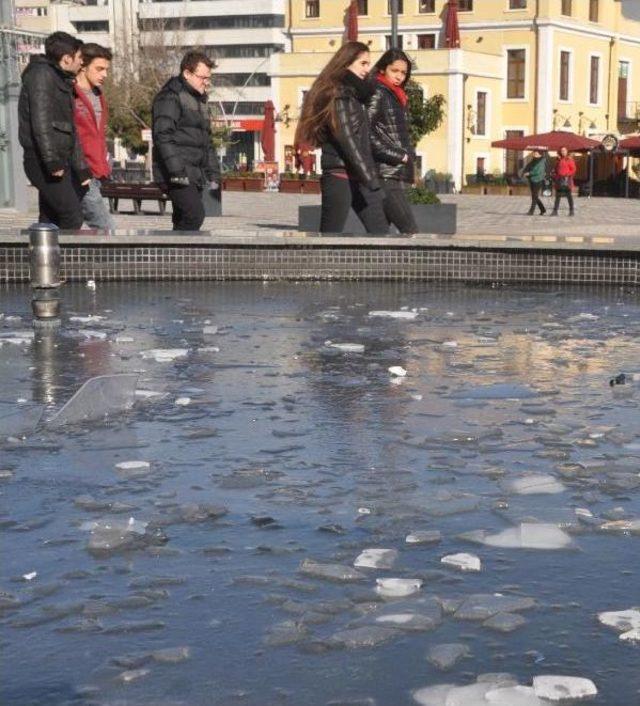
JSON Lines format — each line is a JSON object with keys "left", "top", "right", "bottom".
{"left": 601, "top": 134, "right": 619, "bottom": 152}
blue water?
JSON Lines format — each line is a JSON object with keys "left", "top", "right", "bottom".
{"left": 1, "top": 282, "right": 639, "bottom": 706}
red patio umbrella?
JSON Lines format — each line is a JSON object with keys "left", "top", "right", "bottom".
{"left": 261, "top": 100, "right": 276, "bottom": 162}
{"left": 491, "top": 130, "right": 601, "bottom": 152}
{"left": 619, "top": 134, "right": 640, "bottom": 153}
{"left": 346, "top": 0, "right": 358, "bottom": 42}
{"left": 444, "top": 0, "right": 461, "bottom": 49}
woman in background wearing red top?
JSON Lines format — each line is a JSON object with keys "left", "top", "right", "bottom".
{"left": 367, "top": 49, "right": 417, "bottom": 235}
{"left": 551, "top": 146, "right": 577, "bottom": 217}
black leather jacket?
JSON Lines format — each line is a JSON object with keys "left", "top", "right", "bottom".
{"left": 18, "top": 55, "right": 89, "bottom": 178}
{"left": 152, "top": 76, "right": 220, "bottom": 187}
{"left": 367, "top": 83, "right": 414, "bottom": 182}
{"left": 320, "top": 81, "right": 380, "bottom": 191}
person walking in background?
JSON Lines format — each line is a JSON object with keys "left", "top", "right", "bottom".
{"left": 551, "top": 146, "right": 577, "bottom": 216}
{"left": 295, "top": 41, "right": 387, "bottom": 235}
{"left": 19, "top": 31, "right": 91, "bottom": 229}
{"left": 367, "top": 49, "right": 417, "bottom": 235}
{"left": 152, "top": 51, "right": 220, "bottom": 231}
{"left": 522, "top": 148, "right": 547, "bottom": 216}
{"left": 73, "top": 43, "right": 115, "bottom": 231}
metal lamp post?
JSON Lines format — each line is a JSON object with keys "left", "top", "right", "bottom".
{"left": 390, "top": 0, "right": 399, "bottom": 48}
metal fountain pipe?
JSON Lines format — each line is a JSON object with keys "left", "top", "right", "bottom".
{"left": 29, "top": 222, "right": 62, "bottom": 320}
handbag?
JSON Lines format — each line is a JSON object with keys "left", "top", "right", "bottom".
{"left": 557, "top": 175, "right": 570, "bottom": 191}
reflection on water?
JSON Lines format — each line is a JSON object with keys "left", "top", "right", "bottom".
{"left": 1, "top": 281, "right": 639, "bottom": 706}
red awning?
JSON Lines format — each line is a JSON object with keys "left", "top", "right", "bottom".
{"left": 445, "top": 0, "right": 461, "bottom": 49}
{"left": 619, "top": 135, "right": 640, "bottom": 152}
{"left": 346, "top": 0, "right": 358, "bottom": 42}
{"left": 491, "top": 130, "right": 601, "bottom": 152}
{"left": 261, "top": 101, "right": 276, "bottom": 162}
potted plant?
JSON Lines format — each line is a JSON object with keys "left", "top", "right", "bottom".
{"left": 424, "top": 169, "right": 455, "bottom": 194}
{"left": 222, "top": 171, "right": 265, "bottom": 192}
{"left": 485, "top": 171, "right": 510, "bottom": 195}
{"left": 279, "top": 172, "right": 321, "bottom": 194}
{"left": 406, "top": 185, "right": 457, "bottom": 234}
{"left": 462, "top": 174, "right": 486, "bottom": 195}
{"left": 278, "top": 171, "right": 302, "bottom": 193}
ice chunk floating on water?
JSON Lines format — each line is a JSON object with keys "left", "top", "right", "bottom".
{"left": 354, "top": 548, "right": 398, "bottom": 570}
{"left": 503, "top": 474, "right": 566, "bottom": 495}
{"left": 368, "top": 310, "right": 418, "bottom": 320}
{"left": 441, "top": 553, "right": 481, "bottom": 572}
{"left": 461, "top": 523, "right": 573, "bottom": 550}
{"left": 598, "top": 608, "right": 640, "bottom": 642}
{"left": 375, "top": 578, "right": 422, "bottom": 598}
{"left": 388, "top": 366, "right": 407, "bottom": 377}
{"left": 532, "top": 675, "right": 597, "bottom": 701}
{"left": 140, "top": 348, "right": 189, "bottom": 362}
{"left": 325, "top": 341, "right": 365, "bottom": 353}
{"left": 46, "top": 374, "right": 138, "bottom": 428}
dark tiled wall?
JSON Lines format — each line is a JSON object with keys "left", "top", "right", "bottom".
{"left": 0, "top": 245, "right": 638, "bottom": 284}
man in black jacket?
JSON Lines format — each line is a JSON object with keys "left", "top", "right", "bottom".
{"left": 19, "top": 32, "right": 91, "bottom": 229}
{"left": 152, "top": 51, "right": 220, "bottom": 231}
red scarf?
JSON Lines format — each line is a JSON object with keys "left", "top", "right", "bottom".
{"left": 376, "top": 73, "right": 408, "bottom": 107}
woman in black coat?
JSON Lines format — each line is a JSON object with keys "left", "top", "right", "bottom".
{"left": 295, "top": 42, "right": 387, "bottom": 234}
{"left": 367, "top": 49, "right": 417, "bottom": 235}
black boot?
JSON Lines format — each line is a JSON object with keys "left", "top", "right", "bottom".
{"left": 539, "top": 206, "right": 546, "bottom": 215}
{"left": 550, "top": 210, "right": 558, "bottom": 216}
{"left": 527, "top": 209, "right": 535, "bottom": 216}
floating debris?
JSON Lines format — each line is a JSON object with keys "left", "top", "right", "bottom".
{"left": 532, "top": 675, "right": 597, "bottom": 701}
{"left": 375, "top": 578, "right": 422, "bottom": 599}
{"left": 354, "top": 549, "right": 398, "bottom": 570}
{"left": 441, "top": 553, "right": 481, "bottom": 572}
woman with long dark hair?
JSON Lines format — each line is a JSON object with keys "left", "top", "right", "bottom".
{"left": 295, "top": 41, "right": 387, "bottom": 234}
{"left": 368, "top": 49, "right": 417, "bottom": 234}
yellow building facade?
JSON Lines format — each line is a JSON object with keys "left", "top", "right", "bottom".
{"left": 273, "top": 0, "right": 640, "bottom": 188}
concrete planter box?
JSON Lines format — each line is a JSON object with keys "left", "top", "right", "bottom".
{"left": 223, "top": 177, "right": 264, "bottom": 192}
{"left": 462, "top": 185, "right": 486, "bottom": 195}
{"left": 279, "top": 179, "right": 304, "bottom": 194}
{"left": 299, "top": 203, "right": 457, "bottom": 235}
{"left": 485, "top": 184, "right": 510, "bottom": 195}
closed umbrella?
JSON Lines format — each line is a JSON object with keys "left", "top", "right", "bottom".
{"left": 445, "top": 0, "right": 461, "bottom": 49}
{"left": 261, "top": 100, "right": 276, "bottom": 162}
{"left": 346, "top": 0, "right": 358, "bottom": 42}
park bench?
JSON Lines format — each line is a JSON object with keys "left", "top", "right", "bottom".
{"left": 100, "top": 182, "right": 168, "bottom": 215}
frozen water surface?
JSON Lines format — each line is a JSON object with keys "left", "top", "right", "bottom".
{"left": 0, "top": 281, "right": 639, "bottom": 706}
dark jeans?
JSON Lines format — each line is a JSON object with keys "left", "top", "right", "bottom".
{"left": 381, "top": 179, "right": 417, "bottom": 234}
{"left": 528, "top": 180, "right": 546, "bottom": 213}
{"left": 168, "top": 183, "right": 205, "bottom": 231}
{"left": 553, "top": 188, "right": 574, "bottom": 213}
{"left": 320, "top": 174, "right": 388, "bottom": 234}
{"left": 23, "top": 152, "right": 85, "bottom": 229}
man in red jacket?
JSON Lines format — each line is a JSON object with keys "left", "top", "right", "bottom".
{"left": 74, "top": 43, "right": 115, "bottom": 230}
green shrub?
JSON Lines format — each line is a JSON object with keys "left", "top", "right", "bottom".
{"left": 407, "top": 186, "right": 441, "bottom": 205}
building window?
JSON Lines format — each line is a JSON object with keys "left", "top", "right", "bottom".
{"left": 476, "top": 156, "right": 486, "bottom": 178}
{"left": 509, "top": 0, "right": 526, "bottom": 8}
{"left": 505, "top": 130, "right": 524, "bottom": 175}
{"left": 559, "top": 50, "right": 570, "bottom": 101}
{"left": 388, "top": 0, "right": 404, "bottom": 13}
{"left": 71, "top": 21, "right": 110, "bottom": 32}
{"left": 507, "top": 49, "right": 526, "bottom": 99}
{"left": 589, "top": 0, "right": 599, "bottom": 22}
{"left": 476, "top": 91, "right": 487, "bottom": 135}
{"left": 385, "top": 35, "right": 404, "bottom": 49}
{"left": 305, "top": 0, "right": 319, "bottom": 19}
{"left": 417, "top": 34, "right": 436, "bottom": 49}
{"left": 458, "top": 0, "right": 473, "bottom": 11}
{"left": 590, "top": 55, "right": 600, "bottom": 104}
{"left": 418, "top": 0, "right": 435, "bottom": 12}
{"left": 618, "top": 61, "right": 629, "bottom": 119}
{"left": 357, "top": 0, "right": 368, "bottom": 14}
{"left": 561, "top": 0, "right": 572, "bottom": 15}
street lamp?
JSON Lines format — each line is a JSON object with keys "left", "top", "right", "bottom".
{"left": 390, "top": 0, "right": 399, "bottom": 48}
{"left": 578, "top": 111, "right": 597, "bottom": 135}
